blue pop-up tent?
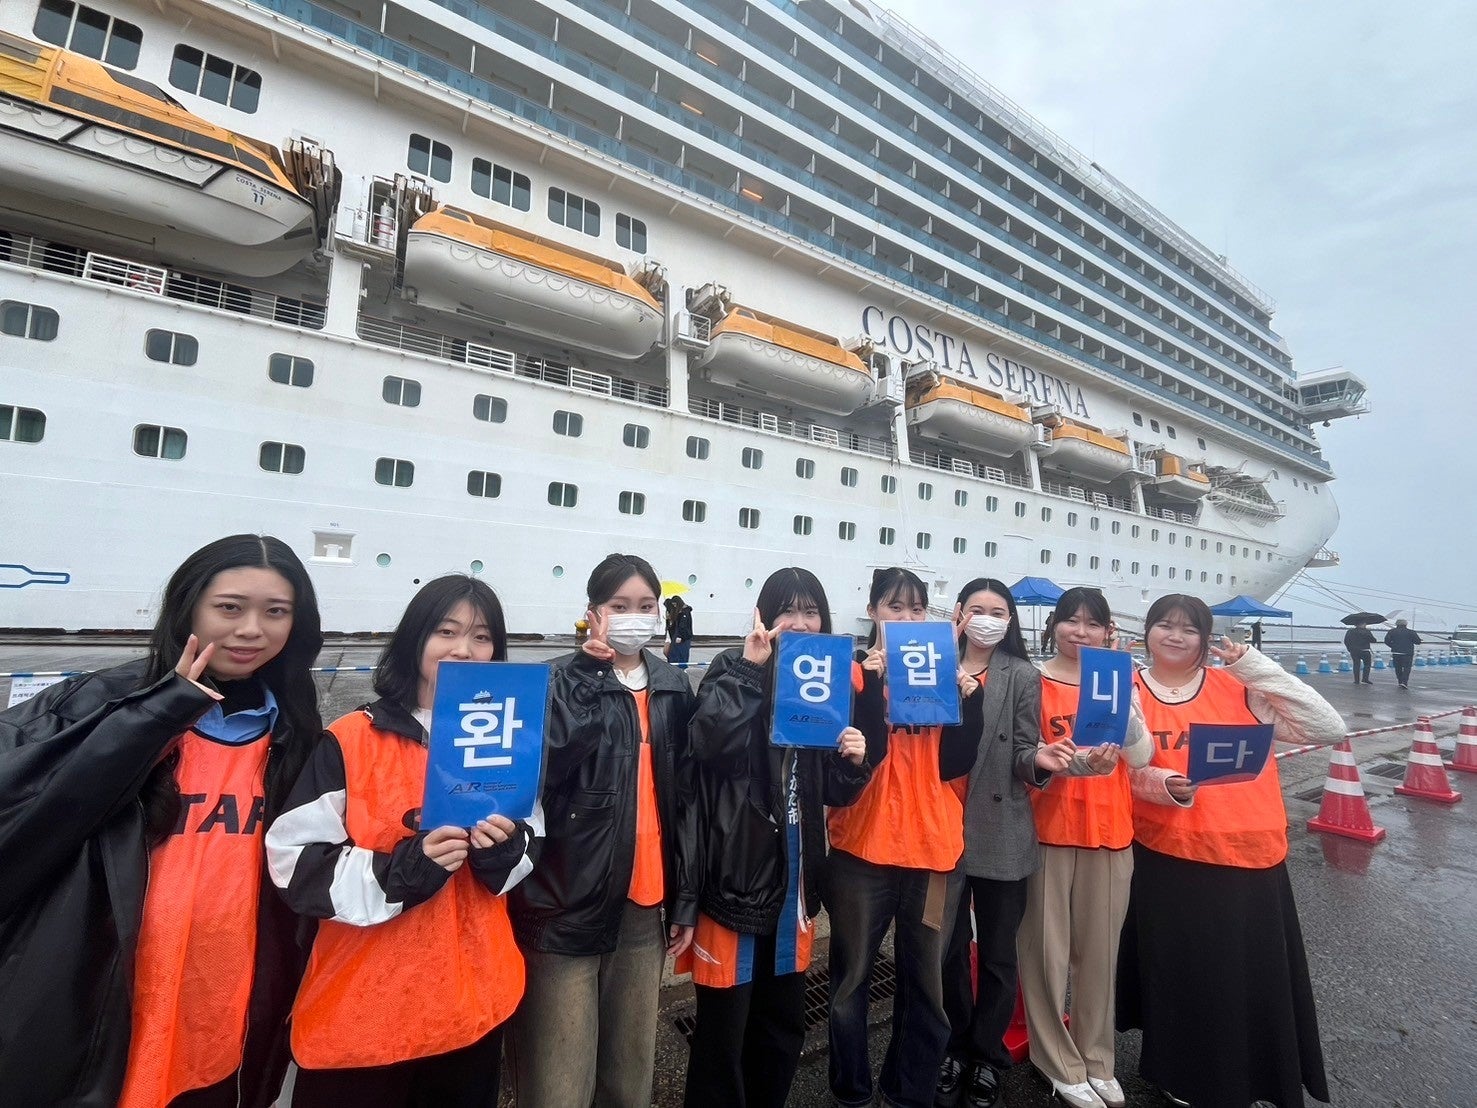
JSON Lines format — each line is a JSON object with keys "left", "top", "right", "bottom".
{"left": 1010, "top": 576, "right": 1065, "bottom": 606}
{"left": 1209, "top": 594, "right": 1292, "bottom": 619}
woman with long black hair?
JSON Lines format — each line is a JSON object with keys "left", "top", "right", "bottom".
{"left": 0, "top": 534, "right": 323, "bottom": 1108}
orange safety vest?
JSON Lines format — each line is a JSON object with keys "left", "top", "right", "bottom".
{"left": 118, "top": 729, "right": 269, "bottom": 1108}
{"left": 1030, "top": 676, "right": 1134, "bottom": 850}
{"left": 1132, "top": 669, "right": 1289, "bottom": 868}
{"left": 627, "top": 687, "right": 665, "bottom": 907}
{"left": 827, "top": 664, "right": 963, "bottom": 871}
{"left": 290, "top": 711, "right": 525, "bottom": 1070}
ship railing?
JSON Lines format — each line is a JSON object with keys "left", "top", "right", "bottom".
{"left": 1207, "top": 489, "right": 1287, "bottom": 522}
{"left": 1039, "top": 478, "right": 1134, "bottom": 512}
{"left": 0, "top": 229, "right": 326, "bottom": 329}
{"left": 358, "top": 315, "right": 668, "bottom": 407}
{"left": 909, "top": 448, "right": 1032, "bottom": 490}
{"left": 688, "top": 397, "right": 894, "bottom": 459}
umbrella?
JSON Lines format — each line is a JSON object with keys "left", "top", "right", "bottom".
{"left": 1009, "top": 576, "right": 1064, "bottom": 606}
{"left": 1340, "top": 612, "right": 1388, "bottom": 626}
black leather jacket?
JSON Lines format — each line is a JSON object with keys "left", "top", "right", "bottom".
{"left": 510, "top": 649, "right": 698, "bottom": 955}
{"left": 0, "top": 659, "right": 317, "bottom": 1108}
{"left": 688, "top": 649, "right": 880, "bottom": 932}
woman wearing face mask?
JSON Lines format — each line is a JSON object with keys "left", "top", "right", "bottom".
{"left": 267, "top": 575, "right": 539, "bottom": 1106}
{"left": 1117, "top": 595, "right": 1339, "bottom": 1108}
{"left": 826, "top": 567, "right": 975, "bottom": 1108}
{"left": 509, "top": 553, "right": 698, "bottom": 1108}
{"left": 0, "top": 534, "right": 322, "bottom": 1108}
{"left": 1018, "top": 587, "right": 1150, "bottom": 1108}
{"left": 680, "top": 568, "right": 877, "bottom": 1108}
{"left": 935, "top": 579, "right": 1076, "bottom": 1108}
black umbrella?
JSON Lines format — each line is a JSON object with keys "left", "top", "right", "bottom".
{"left": 1340, "top": 612, "right": 1387, "bottom": 626}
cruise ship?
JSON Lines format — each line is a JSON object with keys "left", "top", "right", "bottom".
{"left": 0, "top": 0, "right": 1369, "bottom": 635}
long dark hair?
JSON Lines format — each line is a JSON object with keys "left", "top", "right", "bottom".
{"left": 1144, "top": 593, "right": 1214, "bottom": 667}
{"left": 954, "top": 577, "right": 1030, "bottom": 661}
{"left": 756, "top": 567, "right": 833, "bottom": 636}
{"left": 141, "top": 534, "right": 324, "bottom": 840}
{"left": 373, "top": 575, "right": 508, "bottom": 709}
{"left": 587, "top": 552, "right": 661, "bottom": 606}
{"left": 1041, "top": 586, "right": 1113, "bottom": 653}
{"left": 865, "top": 566, "right": 928, "bottom": 647}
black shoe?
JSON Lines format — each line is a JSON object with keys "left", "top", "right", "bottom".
{"left": 935, "top": 1055, "right": 966, "bottom": 1106}
{"left": 965, "top": 1062, "right": 1001, "bottom": 1108}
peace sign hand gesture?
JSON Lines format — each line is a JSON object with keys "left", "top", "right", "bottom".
{"left": 581, "top": 608, "right": 616, "bottom": 662}
{"left": 174, "top": 635, "right": 223, "bottom": 701}
{"left": 743, "top": 609, "right": 777, "bottom": 666}
{"left": 1210, "top": 636, "right": 1248, "bottom": 666}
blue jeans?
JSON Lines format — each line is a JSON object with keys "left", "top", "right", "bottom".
{"left": 668, "top": 640, "right": 691, "bottom": 666}
{"left": 825, "top": 849, "right": 952, "bottom": 1108}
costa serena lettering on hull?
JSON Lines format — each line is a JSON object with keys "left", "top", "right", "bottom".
{"left": 861, "top": 306, "right": 1091, "bottom": 418}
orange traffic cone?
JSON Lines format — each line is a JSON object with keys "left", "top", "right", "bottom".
{"left": 1307, "top": 740, "right": 1387, "bottom": 843}
{"left": 1395, "top": 717, "right": 1463, "bottom": 803}
{"left": 1449, "top": 706, "right": 1477, "bottom": 775}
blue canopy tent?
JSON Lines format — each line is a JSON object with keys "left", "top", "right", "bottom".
{"left": 1010, "top": 576, "right": 1065, "bottom": 653}
{"left": 1209, "top": 594, "right": 1293, "bottom": 652}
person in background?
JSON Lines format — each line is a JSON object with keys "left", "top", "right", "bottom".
{"left": 826, "top": 567, "right": 972, "bottom": 1108}
{"left": 0, "top": 534, "right": 323, "bottom": 1108}
{"left": 267, "top": 575, "right": 539, "bottom": 1106}
{"left": 1343, "top": 622, "right": 1375, "bottom": 685}
{"left": 1019, "top": 587, "right": 1150, "bottom": 1108}
{"left": 1383, "top": 619, "right": 1421, "bottom": 690}
{"left": 1119, "top": 593, "right": 1340, "bottom": 1108}
{"left": 510, "top": 553, "right": 698, "bottom": 1108}
{"left": 936, "top": 578, "right": 1076, "bottom": 1108}
{"left": 1249, "top": 619, "right": 1264, "bottom": 651}
{"left": 680, "top": 567, "right": 876, "bottom": 1108}
{"left": 666, "top": 595, "right": 695, "bottom": 668}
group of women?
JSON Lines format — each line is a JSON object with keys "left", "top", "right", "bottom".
{"left": 0, "top": 533, "right": 1343, "bottom": 1108}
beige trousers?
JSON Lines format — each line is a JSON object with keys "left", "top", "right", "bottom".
{"left": 1016, "top": 844, "right": 1134, "bottom": 1085}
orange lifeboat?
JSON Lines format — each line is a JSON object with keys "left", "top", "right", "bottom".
{"left": 690, "top": 307, "right": 871, "bottom": 415}
{"left": 906, "top": 378, "right": 1035, "bottom": 455}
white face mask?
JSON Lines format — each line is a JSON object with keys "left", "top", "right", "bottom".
{"left": 606, "top": 612, "right": 664, "bottom": 656}
{"left": 965, "top": 614, "right": 1011, "bottom": 648}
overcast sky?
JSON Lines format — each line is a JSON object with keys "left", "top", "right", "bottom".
{"left": 878, "top": 0, "right": 1477, "bottom": 629}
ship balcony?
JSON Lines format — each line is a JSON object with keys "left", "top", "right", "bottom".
{"left": 1297, "top": 367, "right": 1370, "bottom": 422}
{"left": 905, "top": 380, "right": 1035, "bottom": 455}
{"left": 402, "top": 206, "right": 664, "bottom": 360}
{"left": 1037, "top": 422, "right": 1134, "bottom": 482}
{"left": 690, "top": 308, "right": 872, "bottom": 416}
{"left": 1207, "top": 486, "right": 1287, "bottom": 523}
{"left": 1150, "top": 453, "right": 1212, "bottom": 500}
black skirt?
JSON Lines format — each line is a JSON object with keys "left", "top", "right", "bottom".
{"left": 1116, "top": 842, "right": 1329, "bottom": 1108}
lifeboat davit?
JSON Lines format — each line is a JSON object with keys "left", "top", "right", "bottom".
{"left": 402, "top": 206, "right": 664, "bottom": 360}
{"left": 1038, "top": 421, "right": 1134, "bottom": 482}
{"left": 691, "top": 307, "right": 871, "bottom": 416}
{"left": 0, "top": 32, "right": 317, "bottom": 268}
{"left": 1151, "top": 453, "right": 1211, "bottom": 500}
{"left": 906, "top": 378, "right": 1035, "bottom": 455}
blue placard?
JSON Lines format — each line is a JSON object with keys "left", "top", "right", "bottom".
{"left": 1187, "top": 723, "right": 1276, "bottom": 786}
{"left": 422, "top": 660, "right": 548, "bottom": 826}
{"left": 883, "top": 621, "right": 961, "bottom": 727}
{"left": 1073, "top": 646, "right": 1134, "bottom": 746}
{"left": 771, "top": 632, "right": 855, "bottom": 748}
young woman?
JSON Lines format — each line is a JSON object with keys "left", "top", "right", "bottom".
{"left": 665, "top": 595, "right": 695, "bottom": 667}
{"left": 681, "top": 567, "right": 876, "bottom": 1108}
{"left": 1018, "top": 587, "right": 1150, "bottom": 1108}
{"left": 266, "top": 574, "right": 539, "bottom": 1105}
{"left": 1118, "top": 594, "right": 1340, "bottom": 1108}
{"left": 0, "top": 534, "right": 323, "bottom": 1108}
{"left": 936, "top": 579, "right": 1076, "bottom": 1108}
{"left": 510, "top": 552, "right": 698, "bottom": 1108}
{"left": 826, "top": 566, "right": 972, "bottom": 1108}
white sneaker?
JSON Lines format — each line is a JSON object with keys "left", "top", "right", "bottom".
{"left": 1050, "top": 1079, "right": 1107, "bottom": 1108}
{"left": 1088, "top": 1077, "right": 1126, "bottom": 1107}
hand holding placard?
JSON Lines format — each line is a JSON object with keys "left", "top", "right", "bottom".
{"left": 1073, "top": 646, "right": 1134, "bottom": 747}
{"left": 771, "top": 632, "right": 855, "bottom": 749}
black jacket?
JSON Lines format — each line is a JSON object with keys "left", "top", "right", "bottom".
{"left": 1383, "top": 627, "right": 1422, "bottom": 655}
{"left": 1343, "top": 628, "right": 1376, "bottom": 653}
{"left": 510, "top": 649, "right": 698, "bottom": 955}
{"left": 688, "top": 649, "right": 878, "bottom": 933}
{"left": 668, "top": 606, "right": 694, "bottom": 646}
{"left": 0, "top": 659, "right": 317, "bottom": 1108}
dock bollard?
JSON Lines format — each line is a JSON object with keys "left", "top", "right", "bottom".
{"left": 1296, "top": 656, "right": 1309, "bottom": 675}
{"left": 1318, "top": 654, "right": 1333, "bottom": 674}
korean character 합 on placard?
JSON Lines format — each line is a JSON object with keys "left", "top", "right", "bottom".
{"left": 900, "top": 641, "right": 941, "bottom": 687}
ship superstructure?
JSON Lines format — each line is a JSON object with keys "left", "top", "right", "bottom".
{"left": 0, "top": 0, "right": 1362, "bottom": 633}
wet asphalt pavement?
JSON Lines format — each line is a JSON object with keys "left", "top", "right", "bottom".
{"left": 3, "top": 645, "right": 1474, "bottom": 1106}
